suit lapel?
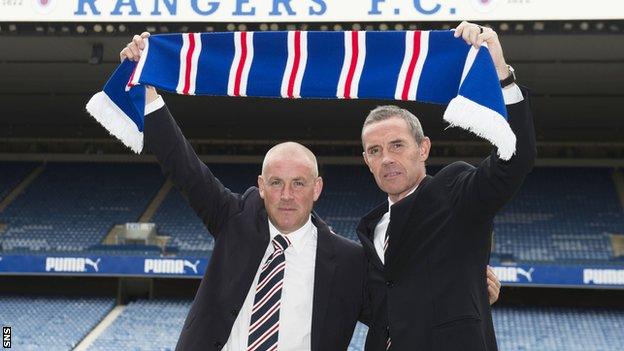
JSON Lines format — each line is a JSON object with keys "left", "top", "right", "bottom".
{"left": 385, "top": 176, "right": 431, "bottom": 269}
{"left": 356, "top": 202, "right": 387, "bottom": 271}
{"left": 310, "top": 213, "right": 336, "bottom": 351}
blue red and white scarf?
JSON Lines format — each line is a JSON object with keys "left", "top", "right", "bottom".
{"left": 86, "top": 30, "right": 516, "bottom": 159}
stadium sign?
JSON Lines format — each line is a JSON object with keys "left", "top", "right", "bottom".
{"left": 45, "top": 256, "right": 101, "bottom": 273}
{"left": 144, "top": 258, "right": 201, "bottom": 274}
{"left": 1, "top": 254, "right": 623, "bottom": 287}
{"left": 0, "top": 254, "right": 207, "bottom": 277}
{"left": 0, "top": 0, "right": 622, "bottom": 22}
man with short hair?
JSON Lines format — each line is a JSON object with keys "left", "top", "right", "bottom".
{"left": 357, "top": 21, "right": 536, "bottom": 350}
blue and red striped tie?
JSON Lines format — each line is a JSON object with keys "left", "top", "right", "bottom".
{"left": 247, "top": 234, "right": 291, "bottom": 351}
{"left": 384, "top": 230, "right": 392, "bottom": 350}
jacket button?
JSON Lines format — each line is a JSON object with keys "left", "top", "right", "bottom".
{"left": 231, "top": 309, "right": 238, "bottom": 316}
{"left": 386, "top": 280, "right": 394, "bottom": 288}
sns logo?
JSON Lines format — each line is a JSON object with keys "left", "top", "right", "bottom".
{"left": 45, "top": 257, "right": 101, "bottom": 273}
{"left": 491, "top": 266, "right": 534, "bottom": 283}
{"left": 144, "top": 259, "right": 201, "bottom": 274}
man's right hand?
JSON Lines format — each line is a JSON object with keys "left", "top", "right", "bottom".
{"left": 120, "top": 31, "right": 150, "bottom": 62}
{"left": 119, "top": 32, "right": 158, "bottom": 103}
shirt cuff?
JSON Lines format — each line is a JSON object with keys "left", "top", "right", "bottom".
{"left": 502, "top": 83, "right": 524, "bottom": 105}
{"left": 144, "top": 95, "right": 165, "bottom": 116}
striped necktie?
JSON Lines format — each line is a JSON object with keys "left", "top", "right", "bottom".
{"left": 384, "top": 227, "right": 392, "bottom": 350}
{"left": 247, "top": 234, "right": 291, "bottom": 351}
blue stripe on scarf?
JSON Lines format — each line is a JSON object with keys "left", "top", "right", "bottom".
{"left": 197, "top": 33, "right": 234, "bottom": 95}
{"left": 142, "top": 34, "right": 183, "bottom": 92}
{"left": 301, "top": 32, "right": 344, "bottom": 98}
{"left": 459, "top": 48, "right": 507, "bottom": 119}
{"left": 359, "top": 31, "right": 405, "bottom": 99}
{"left": 417, "top": 30, "right": 470, "bottom": 103}
{"left": 247, "top": 32, "right": 288, "bottom": 96}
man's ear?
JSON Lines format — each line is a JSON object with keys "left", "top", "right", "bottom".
{"left": 313, "top": 177, "right": 323, "bottom": 202}
{"left": 362, "top": 152, "right": 373, "bottom": 173}
{"left": 257, "top": 175, "right": 265, "bottom": 199}
{"left": 419, "top": 137, "right": 431, "bottom": 162}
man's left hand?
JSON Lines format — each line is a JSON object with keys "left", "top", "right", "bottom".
{"left": 454, "top": 21, "right": 510, "bottom": 81}
{"left": 487, "top": 265, "right": 502, "bottom": 305}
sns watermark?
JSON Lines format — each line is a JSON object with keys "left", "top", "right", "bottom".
{"left": 2, "top": 326, "right": 10, "bottom": 348}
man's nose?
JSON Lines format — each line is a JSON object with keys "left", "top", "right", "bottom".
{"left": 280, "top": 184, "right": 294, "bottom": 201}
{"left": 381, "top": 151, "right": 395, "bottom": 166}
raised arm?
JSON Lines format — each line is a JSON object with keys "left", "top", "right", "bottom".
{"left": 121, "top": 33, "right": 242, "bottom": 237}
{"left": 451, "top": 22, "right": 537, "bottom": 218}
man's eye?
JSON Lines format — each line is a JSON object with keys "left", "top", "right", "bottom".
{"left": 270, "top": 180, "right": 282, "bottom": 186}
{"left": 368, "top": 148, "right": 379, "bottom": 155}
{"left": 392, "top": 143, "right": 403, "bottom": 149}
{"left": 294, "top": 181, "right": 305, "bottom": 187}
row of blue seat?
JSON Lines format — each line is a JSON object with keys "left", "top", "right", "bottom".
{"left": 1, "top": 163, "right": 622, "bottom": 264}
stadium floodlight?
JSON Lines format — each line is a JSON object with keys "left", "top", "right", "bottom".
{"left": 259, "top": 23, "right": 268, "bottom": 31}
{"left": 9, "top": 24, "right": 17, "bottom": 33}
{"left": 352, "top": 23, "right": 362, "bottom": 31}
{"left": 146, "top": 25, "right": 156, "bottom": 33}
{"left": 563, "top": 22, "right": 574, "bottom": 31}
{"left": 608, "top": 23, "right": 620, "bottom": 32}
{"left": 580, "top": 22, "right": 589, "bottom": 31}
{"left": 394, "top": 24, "right": 404, "bottom": 31}
{"left": 319, "top": 25, "right": 328, "bottom": 31}
{"left": 76, "top": 25, "right": 86, "bottom": 34}
{"left": 106, "top": 25, "right": 115, "bottom": 33}
{"left": 515, "top": 23, "right": 525, "bottom": 32}
{"left": 36, "top": 26, "right": 45, "bottom": 33}
{"left": 89, "top": 43, "right": 103, "bottom": 65}
{"left": 179, "top": 25, "right": 189, "bottom": 33}
{"left": 333, "top": 24, "right": 343, "bottom": 31}
{"left": 118, "top": 24, "right": 127, "bottom": 33}
{"left": 499, "top": 23, "right": 509, "bottom": 32}
{"left": 61, "top": 26, "right": 70, "bottom": 34}
{"left": 237, "top": 24, "right": 247, "bottom": 31}
{"left": 205, "top": 26, "right": 214, "bottom": 32}
{"left": 408, "top": 24, "right": 418, "bottom": 30}
{"left": 365, "top": 25, "right": 375, "bottom": 31}
{"left": 378, "top": 23, "right": 388, "bottom": 31}
{"left": 286, "top": 24, "right": 296, "bottom": 31}
{"left": 595, "top": 22, "right": 605, "bottom": 31}
{"left": 93, "top": 24, "right": 102, "bottom": 33}
{"left": 226, "top": 23, "right": 235, "bottom": 31}
{"left": 270, "top": 23, "right": 279, "bottom": 31}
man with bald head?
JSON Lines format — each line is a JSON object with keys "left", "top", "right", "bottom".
{"left": 143, "top": 94, "right": 366, "bottom": 350}
{"left": 140, "top": 79, "right": 369, "bottom": 351}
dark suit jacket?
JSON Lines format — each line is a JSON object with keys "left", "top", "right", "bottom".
{"left": 357, "top": 88, "right": 536, "bottom": 351}
{"left": 145, "top": 105, "right": 367, "bottom": 351}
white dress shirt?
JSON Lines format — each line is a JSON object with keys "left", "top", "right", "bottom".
{"left": 224, "top": 217, "right": 318, "bottom": 351}
{"left": 374, "top": 84, "right": 524, "bottom": 263}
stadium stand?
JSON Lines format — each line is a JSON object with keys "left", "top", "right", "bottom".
{"left": 1, "top": 162, "right": 623, "bottom": 264}
{"left": 87, "top": 299, "right": 189, "bottom": 351}
{"left": 494, "top": 305, "right": 624, "bottom": 351}
{"left": 0, "top": 163, "right": 163, "bottom": 252}
{"left": 70, "top": 299, "right": 624, "bottom": 351}
{"left": 0, "top": 162, "right": 36, "bottom": 201}
{"left": 83, "top": 299, "right": 370, "bottom": 351}
{"left": 494, "top": 168, "right": 623, "bottom": 263}
{"left": 150, "top": 164, "right": 259, "bottom": 256}
{"left": 0, "top": 295, "right": 114, "bottom": 351}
